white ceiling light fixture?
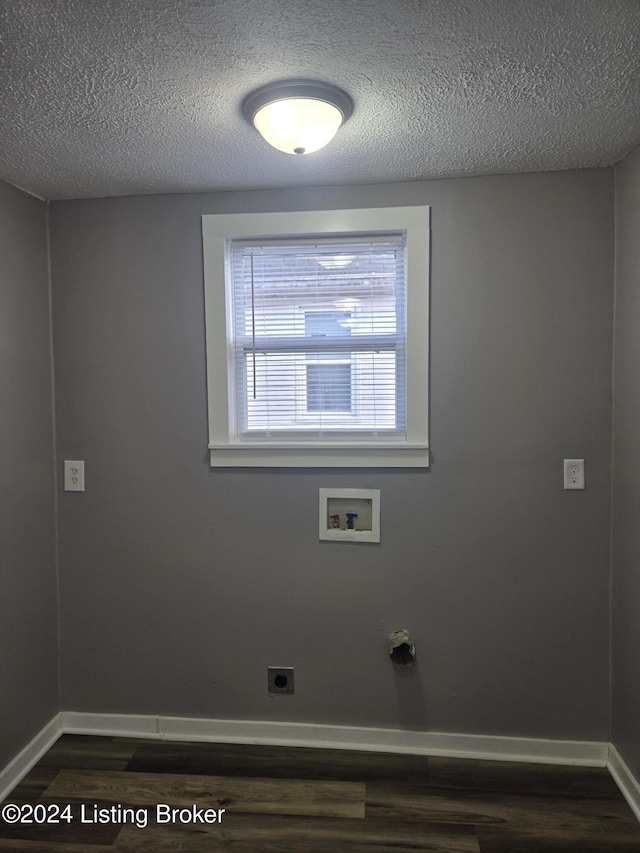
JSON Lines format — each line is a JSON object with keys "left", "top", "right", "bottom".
{"left": 242, "top": 81, "right": 353, "bottom": 155}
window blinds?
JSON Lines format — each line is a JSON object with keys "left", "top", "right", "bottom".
{"left": 229, "top": 235, "right": 407, "bottom": 441}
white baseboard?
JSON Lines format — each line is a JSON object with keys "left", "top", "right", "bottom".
{"left": 608, "top": 744, "right": 640, "bottom": 823}
{"left": 8, "top": 712, "right": 640, "bottom": 822}
{"left": 61, "top": 711, "right": 609, "bottom": 767}
{"left": 0, "top": 714, "right": 63, "bottom": 803}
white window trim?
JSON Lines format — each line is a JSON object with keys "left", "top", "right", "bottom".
{"left": 202, "top": 206, "right": 430, "bottom": 467}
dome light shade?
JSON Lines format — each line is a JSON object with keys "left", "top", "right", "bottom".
{"left": 243, "top": 81, "right": 353, "bottom": 155}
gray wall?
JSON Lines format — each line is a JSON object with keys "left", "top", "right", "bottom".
{"left": 50, "top": 169, "right": 614, "bottom": 740}
{"left": 612, "top": 144, "right": 640, "bottom": 777}
{"left": 0, "top": 181, "right": 58, "bottom": 768}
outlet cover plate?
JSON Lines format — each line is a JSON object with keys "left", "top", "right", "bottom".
{"left": 64, "top": 460, "right": 85, "bottom": 492}
{"left": 268, "top": 667, "right": 295, "bottom": 695}
{"left": 564, "top": 459, "right": 585, "bottom": 490}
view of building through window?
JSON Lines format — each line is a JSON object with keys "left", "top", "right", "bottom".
{"left": 305, "top": 310, "right": 352, "bottom": 413}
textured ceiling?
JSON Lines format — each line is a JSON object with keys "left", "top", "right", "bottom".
{"left": 1, "top": 0, "right": 639, "bottom": 200}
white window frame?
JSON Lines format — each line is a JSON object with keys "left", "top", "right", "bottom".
{"left": 202, "top": 206, "right": 430, "bottom": 467}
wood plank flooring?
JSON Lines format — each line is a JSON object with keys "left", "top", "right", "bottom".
{"left": 1, "top": 734, "right": 639, "bottom": 851}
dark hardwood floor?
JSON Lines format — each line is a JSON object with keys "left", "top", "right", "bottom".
{"left": 1, "top": 734, "right": 639, "bottom": 851}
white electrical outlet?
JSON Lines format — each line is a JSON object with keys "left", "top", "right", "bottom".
{"left": 64, "top": 460, "right": 85, "bottom": 492}
{"left": 564, "top": 459, "right": 585, "bottom": 490}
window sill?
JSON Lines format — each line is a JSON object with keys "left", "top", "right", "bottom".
{"left": 208, "top": 444, "right": 430, "bottom": 468}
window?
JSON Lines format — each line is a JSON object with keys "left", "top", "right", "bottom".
{"left": 202, "top": 206, "right": 430, "bottom": 467}
{"left": 305, "top": 311, "right": 352, "bottom": 414}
